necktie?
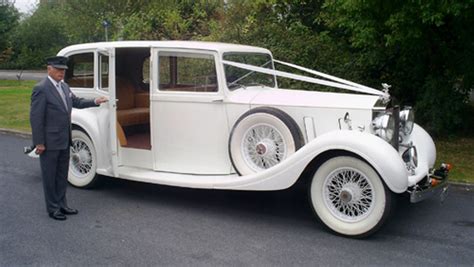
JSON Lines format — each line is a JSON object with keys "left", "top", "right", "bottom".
{"left": 56, "top": 82, "right": 68, "bottom": 109}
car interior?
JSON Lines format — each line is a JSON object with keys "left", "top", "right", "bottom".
{"left": 65, "top": 47, "right": 220, "bottom": 151}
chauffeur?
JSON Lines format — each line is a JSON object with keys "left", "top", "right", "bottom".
{"left": 30, "top": 56, "right": 108, "bottom": 220}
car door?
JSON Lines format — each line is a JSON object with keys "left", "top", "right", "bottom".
{"left": 98, "top": 48, "right": 118, "bottom": 177}
{"left": 150, "top": 48, "right": 231, "bottom": 174}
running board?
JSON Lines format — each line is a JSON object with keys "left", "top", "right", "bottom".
{"left": 116, "top": 166, "right": 238, "bottom": 189}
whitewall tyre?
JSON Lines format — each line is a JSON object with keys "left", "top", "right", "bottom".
{"left": 229, "top": 107, "right": 304, "bottom": 175}
{"left": 309, "top": 156, "right": 392, "bottom": 237}
{"left": 68, "top": 129, "right": 100, "bottom": 188}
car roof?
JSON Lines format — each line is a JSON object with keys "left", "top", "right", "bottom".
{"left": 58, "top": 41, "right": 272, "bottom": 55}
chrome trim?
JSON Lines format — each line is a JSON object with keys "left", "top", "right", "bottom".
{"left": 402, "top": 144, "right": 418, "bottom": 174}
{"left": 400, "top": 107, "right": 415, "bottom": 135}
{"left": 409, "top": 173, "right": 449, "bottom": 203}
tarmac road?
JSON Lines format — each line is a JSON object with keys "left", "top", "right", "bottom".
{"left": 1, "top": 132, "right": 473, "bottom": 266}
{"left": 0, "top": 70, "right": 45, "bottom": 81}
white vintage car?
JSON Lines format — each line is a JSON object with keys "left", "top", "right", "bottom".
{"left": 56, "top": 41, "right": 449, "bottom": 237}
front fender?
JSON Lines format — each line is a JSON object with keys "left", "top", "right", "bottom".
{"left": 404, "top": 123, "right": 436, "bottom": 186}
{"left": 71, "top": 106, "right": 111, "bottom": 175}
{"left": 216, "top": 130, "right": 408, "bottom": 193}
{"left": 305, "top": 131, "right": 408, "bottom": 193}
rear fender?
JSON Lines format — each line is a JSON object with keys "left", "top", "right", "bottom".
{"left": 71, "top": 107, "right": 112, "bottom": 176}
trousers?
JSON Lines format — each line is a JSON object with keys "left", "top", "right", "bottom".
{"left": 39, "top": 148, "right": 70, "bottom": 213}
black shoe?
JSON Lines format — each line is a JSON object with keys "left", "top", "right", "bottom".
{"left": 49, "top": 210, "right": 67, "bottom": 220}
{"left": 60, "top": 207, "right": 78, "bottom": 215}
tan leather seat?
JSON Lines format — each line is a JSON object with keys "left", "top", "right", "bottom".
{"left": 117, "top": 108, "right": 150, "bottom": 126}
{"left": 116, "top": 78, "right": 150, "bottom": 127}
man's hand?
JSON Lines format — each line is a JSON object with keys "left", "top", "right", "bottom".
{"left": 95, "top": 96, "right": 108, "bottom": 105}
{"left": 35, "top": 144, "right": 45, "bottom": 155}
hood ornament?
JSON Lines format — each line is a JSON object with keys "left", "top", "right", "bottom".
{"left": 381, "top": 83, "right": 391, "bottom": 104}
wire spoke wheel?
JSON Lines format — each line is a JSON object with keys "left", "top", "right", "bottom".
{"left": 242, "top": 123, "right": 287, "bottom": 171}
{"left": 309, "top": 156, "right": 392, "bottom": 237}
{"left": 323, "top": 167, "right": 374, "bottom": 222}
{"left": 68, "top": 130, "right": 99, "bottom": 188}
{"left": 70, "top": 139, "right": 93, "bottom": 177}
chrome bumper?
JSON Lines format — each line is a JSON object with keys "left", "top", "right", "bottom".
{"left": 409, "top": 164, "right": 450, "bottom": 203}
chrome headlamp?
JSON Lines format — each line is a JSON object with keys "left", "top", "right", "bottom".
{"left": 402, "top": 145, "right": 418, "bottom": 173}
{"left": 399, "top": 107, "right": 415, "bottom": 135}
{"left": 372, "top": 113, "right": 395, "bottom": 143}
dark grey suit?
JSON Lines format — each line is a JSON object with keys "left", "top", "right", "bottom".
{"left": 30, "top": 77, "right": 98, "bottom": 214}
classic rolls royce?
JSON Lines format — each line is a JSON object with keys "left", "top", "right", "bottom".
{"left": 48, "top": 41, "right": 449, "bottom": 237}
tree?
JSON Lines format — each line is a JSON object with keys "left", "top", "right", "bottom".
{"left": 0, "top": 2, "right": 19, "bottom": 65}
{"left": 12, "top": 4, "right": 68, "bottom": 68}
{"left": 321, "top": 1, "right": 474, "bottom": 135}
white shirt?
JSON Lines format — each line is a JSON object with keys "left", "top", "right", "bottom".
{"left": 48, "top": 76, "right": 68, "bottom": 109}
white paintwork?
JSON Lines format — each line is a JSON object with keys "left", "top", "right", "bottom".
{"left": 303, "top": 117, "right": 316, "bottom": 142}
{"left": 151, "top": 94, "right": 231, "bottom": 174}
{"left": 248, "top": 88, "right": 380, "bottom": 110}
{"left": 61, "top": 41, "right": 437, "bottom": 196}
{"left": 110, "top": 130, "right": 408, "bottom": 193}
{"left": 105, "top": 48, "right": 118, "bottom": 177}
{"left": 404, "top": 123, "right": 437, "bottom": 186}
{"left": 119, "top": 148, "right": 153, "bottom": 169}
{"left": 150, "top": 48, "right": 231, "bottom": 174}
{"left": 71, "top": 107, "right": 113, "bottom": 176}
{"left": 58, "top": 41, "right": 271, "bottom": 58}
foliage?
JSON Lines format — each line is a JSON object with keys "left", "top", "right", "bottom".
{"left": 119, "top": 1, "right": 221, "bottom": 40}
{"left": 321, "top": 0, "right": 474, "bottom": 136}
{"left": 0, "top": 2, "right": 19, "bottom": 65}
{"left": 9, "top": 4, "right": 69, "bottom": 69}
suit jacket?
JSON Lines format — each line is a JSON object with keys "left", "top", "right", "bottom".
{"left": 30, "top": 77, "right": 98, "bottom": 150}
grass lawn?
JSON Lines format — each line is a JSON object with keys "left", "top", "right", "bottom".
{"left": 0, "top": 80, "right": 35, "bottom": 132}
{"left": 435, "top": 138, "right": 474, "bottom": 184}
{"left": 0, "top": 79, "right": 472, "bottom": 184}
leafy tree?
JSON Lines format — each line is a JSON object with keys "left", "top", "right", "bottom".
{"left": 11, "top": 4, "right": 68, "bottom": 68}
{"left": 0, "top": 2, "right": 19, "bottom": 65}
{"left": 119, "top": 1, "right": 222, "bottom": 40}
{"left": 321, "top": 1, "right": 474, "bottom": 135}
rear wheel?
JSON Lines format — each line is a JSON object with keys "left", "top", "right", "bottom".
{"left": 68, "top": 129, "right": 100, "bottom": 188}
{"left": 309, "top": 156, "right": 393, "bottom": 237}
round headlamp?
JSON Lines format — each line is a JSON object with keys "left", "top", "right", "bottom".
{"left": 399, "top": 107, "right": 414, "bottom": 135}
{"left": 372, "top": 113, "right": 395, "bottom": 142}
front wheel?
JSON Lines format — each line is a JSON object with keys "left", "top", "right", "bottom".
{"left": 309, "top": 156, "right": 393, "bottom": 237}
{"left": 68, "top": 129, "right": 100, "bottom": 188}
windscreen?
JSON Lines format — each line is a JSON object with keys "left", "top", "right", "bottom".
{"left": 223, "top": 52, "right": 275, "bottom": 90}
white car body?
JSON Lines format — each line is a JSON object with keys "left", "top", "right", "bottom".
{"left": 55, "top": 41, "right": 448, "bottom": 237}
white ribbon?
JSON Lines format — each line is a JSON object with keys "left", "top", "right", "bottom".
{"left": 222, "top": 59, "right": 390, "bottom": 99}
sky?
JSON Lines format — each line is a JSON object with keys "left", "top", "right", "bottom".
{"left": 13, "top": 0, "right": 38, "bottom": 14}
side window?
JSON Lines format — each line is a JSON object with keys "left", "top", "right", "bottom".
{"left": 65, "top": 53, "right": 94, "bottom": 88}
{"left": 99, "top": 53, "right": 109, "bottom": 91}
{"left": 158, "top": 52, "right": 218, "bottom": 92}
